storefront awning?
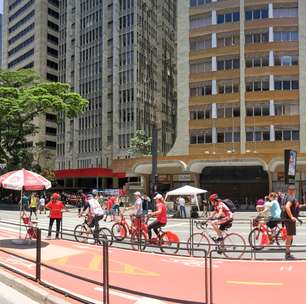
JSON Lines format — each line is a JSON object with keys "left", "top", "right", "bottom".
{"left": 133, "top": 160, "right": 188, "bottom": 175}
{"left": 55, "top": 168, "right": 126, "bottom": 179}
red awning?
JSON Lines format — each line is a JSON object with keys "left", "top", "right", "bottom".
{"left": 55, "top": 168, "right": 126, "bottom": 179}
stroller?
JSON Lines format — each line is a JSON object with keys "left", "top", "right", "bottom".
{"left": 21, "top": 211, "right": 38, "bottom": 240}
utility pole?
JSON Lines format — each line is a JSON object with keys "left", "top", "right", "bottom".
{"left": 151, "top": 123, "right": 158, "bottom": 196}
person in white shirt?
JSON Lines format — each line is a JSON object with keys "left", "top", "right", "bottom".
{"left": 79, "top": 193, "right": 105, "bottom": 243}
{"left": 39, "top": 196, "right": 46, "bottom": 214}
{"left": 177, "top": 196, "right": 186, "bottom": 218}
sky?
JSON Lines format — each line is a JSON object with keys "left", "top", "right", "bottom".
{"left": 0, "top": 0, "right": 3, "bottom": 14}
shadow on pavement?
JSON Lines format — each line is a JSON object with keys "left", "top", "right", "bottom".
{"left": 0, "top": 238, "right": 49, "bottom": 249}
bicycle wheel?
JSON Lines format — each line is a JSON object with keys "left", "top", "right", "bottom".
{"left": 222, "top": 233, "right": 246, "bottom": 259}
{"left": 98, "top": 227, "right": 113, "bottom": 246}
{"left": 74, "top": 224, "right": 90, "bottom": 243}
{"left": 111, "top": 223, "right": 127, "bottom": 241}
{"left": 130, "top": 230, "right": 147, "bottom": 251}
{"left": 159, "top": 232, "right": 180, "bottom": 255}
{"left": 187, "top": 233, "right": 210, "bottom": 257}
{"left": 248, "top": 228, "right": 264, "bottom": 251}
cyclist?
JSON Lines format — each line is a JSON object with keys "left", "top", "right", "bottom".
{"left": 261, "top": 192, "right": 281, "bottom": 229}
{"left": 79, "top": 193, "right": 105, "bottom": 243}
{"left": 208, "top": 193, "right": 233, "bottom": 242}
{"left": 147, "top": 193, "right": 167, "bottom": 241}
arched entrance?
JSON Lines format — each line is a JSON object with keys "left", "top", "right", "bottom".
{"left": 200, "top": 166, "right": 269, "bottom": 206}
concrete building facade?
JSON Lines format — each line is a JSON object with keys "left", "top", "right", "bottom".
{"left": 113, "top": 0, "right": 306, "bottom": 204}
{"left": 55, "top": 0, "right": 177, "bottom": 189}
{"left": 2, "top": 0, "right": 59, "bottom": 169}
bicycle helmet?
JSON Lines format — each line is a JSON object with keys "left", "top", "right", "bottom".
{"left": 209, "top": 193, "right": 219, "bottom": 202}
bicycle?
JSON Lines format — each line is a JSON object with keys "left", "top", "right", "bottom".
{"left": 130, "top": 217, "right": 180, "bottom": 254}
{"left": 74, "top": 216, "right": 113, "bottom": 245}
{"left": 187, "top": 219, "right": 246, "bottom": 259}
{"left": 249, "top": 217, "right": 303, "bottom": 250}
{"left": 111, "top": 213, "right": 136, "bottom": 241}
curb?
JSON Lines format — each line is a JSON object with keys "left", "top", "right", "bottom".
{"left": 0, "top": 270, "right": 70, "bottom": 304}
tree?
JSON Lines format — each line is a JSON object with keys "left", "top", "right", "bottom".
{"left": 129, "top": 130, "right": 152, "bottom": 156}
{"left": 0, "top": 69, "right": 88, "bottom": 170}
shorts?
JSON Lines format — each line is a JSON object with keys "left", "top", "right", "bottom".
{"left": 284, "top": 220, "right": 296, "bottom": 236}
{"left": 213, "top": 217, "right": 233, "bottom": 231}
{"left": 266, "top": 218, "right": 280, "bottom": 229}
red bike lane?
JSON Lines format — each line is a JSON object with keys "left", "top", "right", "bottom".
{"left": 0, "top": 228, "right": 305, "bottom": 304}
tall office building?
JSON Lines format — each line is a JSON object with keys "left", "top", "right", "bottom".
{"left": 56, "top": 0, "right": 177, "bottom": 189}
{"left": 112, "top": 0, "right": 306, "bottom": 202}
{"left": 2, "top": 0, "right": 59, "bottom": 169}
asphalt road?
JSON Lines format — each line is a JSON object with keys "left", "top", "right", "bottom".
{"left": 1, "top": 209, "right": 306, "bottom": 259}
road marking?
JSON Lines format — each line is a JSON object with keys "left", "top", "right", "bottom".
{"left": 134, "top": 297, "right": 166, "bottom": 303}
{"left": 89, "top": 255, "right": 102, "bottom": 271}
{"left": 111, "top": 261, "right": 160, "bottom": 277}
{"left": 280, "top": 265, "right": 293, "bottom": 271}
{"left": 52, "top": 256, "right": 69, "bottom": 266}
{"left": 226, "top": 280, "right": 283, "bottom": 286}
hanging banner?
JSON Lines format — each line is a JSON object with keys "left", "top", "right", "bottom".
{"left": 284, "top": 149, "right": 297, "bottom": 184}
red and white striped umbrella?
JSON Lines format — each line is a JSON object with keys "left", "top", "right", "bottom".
{"left": 0, "top": 169, "right": 52, "bottom": 191}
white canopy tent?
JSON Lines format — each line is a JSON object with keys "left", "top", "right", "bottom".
{"left": 165, "top": 185, "right": 207, "bottom": 211}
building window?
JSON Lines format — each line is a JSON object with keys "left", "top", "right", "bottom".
{"left": 8, "top": 49, "right": 34, "bottom": 68}
{"left": 9, "top": 10, "right": 35, "bottom": 34}
{"left": 8, "top": 35, "right": 35, "bottom": 57}
{"left": 20, "top": 62, "right": 34, "bottom": 69}
{"left": 246, "top": 127, "right": 270, "bottom": 142}
{"left": 246, "top": 78, "right": 269, "bottom": 92}
{"left": 48, "top": 0, "right": 59, "bottom": 8}
{"left": 217, "top": 80, "right": 239, "bottom": 94}
{"left": 273, "top": 7, "right": 298, "bottom": 18}
{"left": 190, "top": 14, "right": 211, "bottom": 29}
{"left": 190, "top": 36, "right": 212, "bottom": 51}
{"left": 45, "top": 127, "right": 57, "bottom": 135}
{"left": 47, "top": 46, "right": 58, "bottom": 57}
{"left": 245, "top": 8, "right": 268, "bottom": 21}
{"left": 274, "top": 102, "right": 299, "bottom": 116}
{"left": 47, "top": 33, "right": 59, "bottom": 45}
{"left": 190, "top": 131, "right": 212, "bottom": 144}
{"left": 190, "top": 106, "right": 212, "bottom": 120}
{"left": 48, "top": 20, "right": 59, "bottom": 31}
{"left": 217, "top": 57, "right": 240, "bottom": 70}
{"left": 190, "top": 0, "right": 212, "bottom": 7}
{"left": 274, "top": 78, "right": 299, "bottom": 91}
{"left": 245, "top": 54, "right": 269, "bottom": 68}
{"left": 46, "top": 113, "right": 57, "bottom": 122}
{"left": 246, "top": 103, "right": 270, "bottom": 116}
{"left": 46, "top": 141, "right": 56, "bottom": 149}
{"left": 9, "top": 0, "right": 23, "bottom": 11}
{"left": 245, "top": 31, "right": 269, "bottom": 44}
{"left": 217, "top": 33, "right": 239, "bottom": 47}
{"left": 275, "top": 128, "right": 299, "bottom": 141}
{"left": 217, "top": 11, "right": 240, "bottom": 24}
{"left": 47, "top": 60, "right": 58, "bottom": 70}
{"left": 217, "top": 104, "right": 240, "bottom": 118}
{"left": 8, "top": 23, "right": 35, "bottom": 45}
{"left": 190, "top": 82, "right": 212, "bottom": 97}
{"left": 217, "top": 129, "right": 240, "bottom": 143}
{"left": 9, "top": 0, "right": 35, "bottom": 22}
{"left": 190, "top": 60, "right": 212, "bottom": 73}
{"left": 274, "top": 31, "right": 298, "bottom": 42}
{"left": 47, "top": 73, "right": 58, "bottom": 81}
{"left": 48, "top": 8, "right": 59, "bottom": 19}
{"left": 274, "top": 54, "right": 298, "bottom": 66}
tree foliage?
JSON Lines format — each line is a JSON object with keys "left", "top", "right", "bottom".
{"left": 129, "top": 130, "right": 152, "bottom": 156}
{"left": 0, "top": 69, "right": 88, "bottom": 170}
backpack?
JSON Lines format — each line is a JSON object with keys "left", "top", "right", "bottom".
{"left": 222, "top": 199, "right": 237, "bottom": 213}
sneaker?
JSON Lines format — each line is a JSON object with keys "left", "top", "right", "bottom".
{"left": 285, "top": 253, "right": 296, "bottom": 260}
{"left": 216, "top": 237, "right": 224, "bottom": 243}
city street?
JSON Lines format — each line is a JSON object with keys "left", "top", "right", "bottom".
{"left": 0, "top": 212, "right": 305, "bottom": 304}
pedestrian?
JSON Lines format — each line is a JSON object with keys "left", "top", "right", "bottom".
{"left": 21, "top": 193, "right": 29, "bottom": 211}
{"left": 104, "top": 196, "right": 114, "bottom": 222}
{"left": 46, "top": 193, "right": 67, "bottom": 240}
{"left": 39, "top": 196, "right": 46, "bottom": 214}
{"left": 283, "top": 184, "right": 299, "bottom": 260}
{"left": 177, "top": 196, "right": 187, "bottom": 218}
{"left": 142, "top": 193, "right": 150, "bottom": 215}
{"left": 112, "top": 196, "right": 120, "bottom": 216}
{"left": 29, "top": 193, "right": 38, "bottom": 220}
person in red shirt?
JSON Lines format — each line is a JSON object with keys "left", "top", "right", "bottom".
{"left": 148, "top": 194, "right": 167, "bottom": 241}
{"left": 209, "top": 193, "right": 233, "bottom": 242}
{"left": 46, "top": 193, "right": 67, "bottom": 240}
{"left": 104, "top": 196, "right": 115, "bottom": 222}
